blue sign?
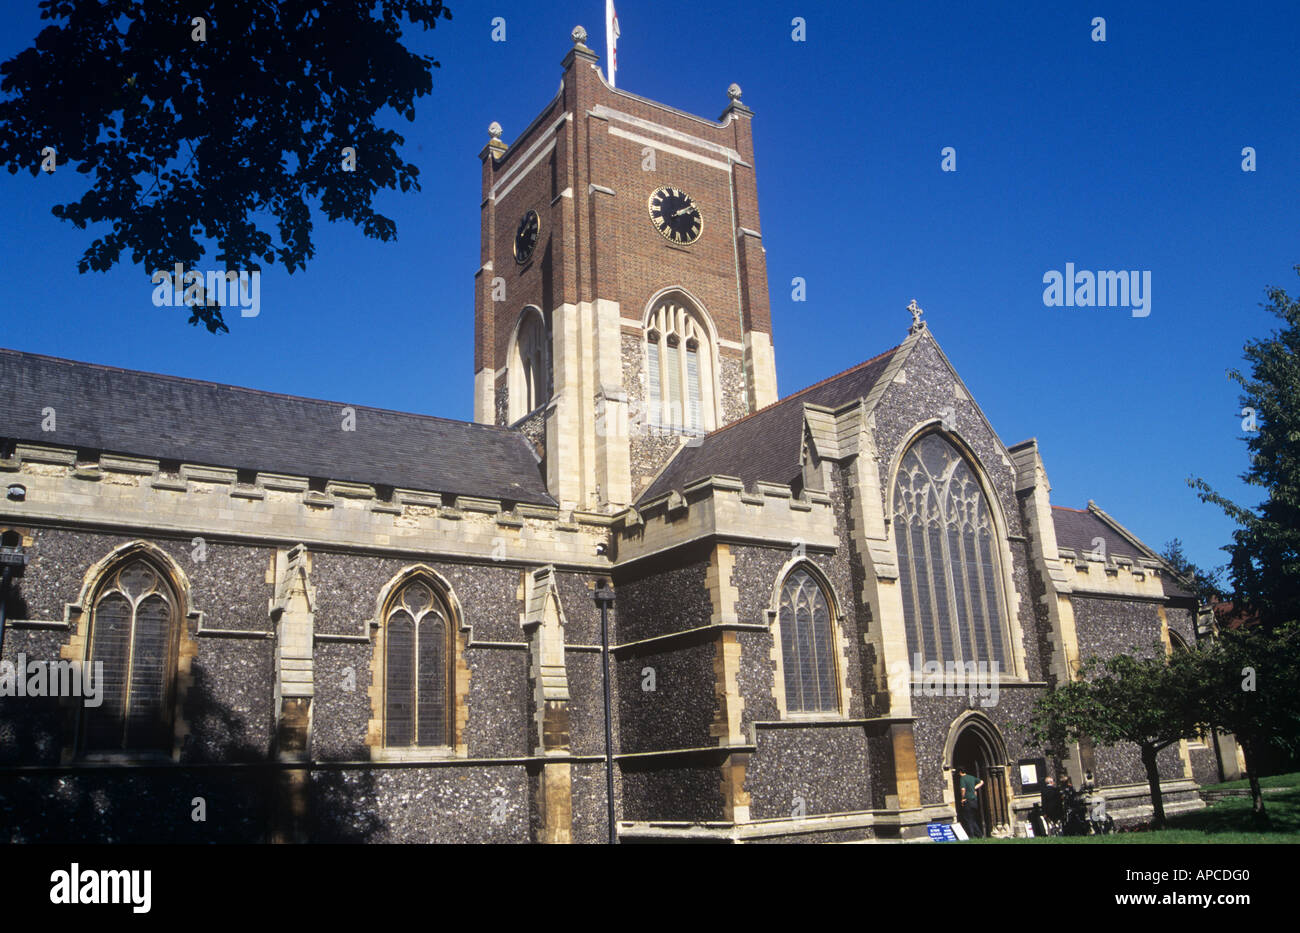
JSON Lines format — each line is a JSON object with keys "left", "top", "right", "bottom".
{"left": 927, "top": 822, "right": 958, "bottom": 842}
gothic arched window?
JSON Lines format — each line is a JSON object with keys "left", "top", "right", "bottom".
{"left": 777, "top": 566, "right": 839, "bottom": 714}
{"left": 383, "top": 578, "right": 453, "bottom": 748}
{"left": 83, "top": 559, "right": 179, "bottom": 753}
{"left": 645, "top": 295, "right": 716, "bottom": 433}
{"left": 892, "top": 433, "right": 1010, "bottom": 668}
{"left": 508, "top": 307, "right": 550, "bottom": 423}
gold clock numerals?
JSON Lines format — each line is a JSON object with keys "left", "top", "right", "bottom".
{"left": 648, "top": 185, "right": 702, "bottom": 246}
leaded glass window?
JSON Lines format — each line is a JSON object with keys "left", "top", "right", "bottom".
{"left": 893, "top": 434, "right": 1009, "bottom": 668}
{"left": 778, "top": 568, "right": 838, "bottom": 714}
{"left": 384, "top": 580, "right": 451, "bottom": 748}
{"left": 83, "top": 560, "right": 178, "bottom": 752}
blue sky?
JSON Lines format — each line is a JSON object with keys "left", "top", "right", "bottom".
{"left": 2, "top": 0, "right": 1297, "bottom": 575}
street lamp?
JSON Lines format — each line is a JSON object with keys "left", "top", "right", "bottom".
{"left": 594, "top": 579, "right": 616, "bottom": 845}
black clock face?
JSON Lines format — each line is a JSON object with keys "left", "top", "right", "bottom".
{"left": 648, "top": 187, "right": 702, "bottom": 245}
{"left": 514, "top": 210, "right": 540, "bottom": 264}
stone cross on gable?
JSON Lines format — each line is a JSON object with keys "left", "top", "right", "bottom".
{"left": 907, "top": 299, "right": 926, "bottom": 334}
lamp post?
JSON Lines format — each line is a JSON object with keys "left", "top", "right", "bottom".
{"left": 0, "top": 541, "right": 29, "bottom": 659}
{"left": 594, "top": 579, "right": 616, "bottom": 844}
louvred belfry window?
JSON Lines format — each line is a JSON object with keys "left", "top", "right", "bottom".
{"left": 384, "top": 580, "right": 451, "bottom": 748}
{"left": 83, "top": 560, "right": 179, "bottom": 752}
{"left": 644, "top": 296, "right": 716, "bottom": 433}
{"left": 892, "top": 434, "right": 1010, "bottom": 668}
{"left": 508, "top": 307, "right": 551, "bottom": 423}
{"left": 778, "top": 567, "right": 839, "bottom": 714}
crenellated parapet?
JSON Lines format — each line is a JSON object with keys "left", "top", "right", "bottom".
{"left": 613, "top": 474, "right": 838, "bottom": 564}
{"left": 1058, "top": 548, "right": 1170, "bottom": 599}
{"left": 0, "top": 443, "right": 613, "bottom": 570}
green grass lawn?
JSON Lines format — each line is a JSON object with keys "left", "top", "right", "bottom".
{"left": 1199, "top": 771, "right": 1300, "bottom": 792}
{"left": 974, "top": 781, "right": 1300, "bottom": 843}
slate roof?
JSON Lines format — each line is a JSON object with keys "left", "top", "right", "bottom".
{"left": 1050, "top": 506, "right": 1146, "bottom": 559}
{"left": 1053, "top": 505, "right": 1199, "bottom": 600}
{"left": 639, "top": 345, "right": 901, "bottom": 503}
{"left": 1161, "top": 573, "right": 1194, "bottom": 600}
{"left": 0, "top": 348, "right": 555, "bottom": 506}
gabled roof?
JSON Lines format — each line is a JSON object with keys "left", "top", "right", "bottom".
{"left": 1051, "top": 502, "right": 1196, "bottom": 599}
{"left": 0, "top": 348, "right": 555, "bottom": 506}
{"left": 1042, "top": 499, "right": 1205, "bottom": 604}
{"left": 1050, "top": 505, "right": 1149, "bottom": 560}
{"left": 638, "top": 343, "right": 902, "bottom": 503}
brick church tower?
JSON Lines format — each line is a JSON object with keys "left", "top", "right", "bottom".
{"left": 473, "top": 26, "right": 778, "bottom": 512}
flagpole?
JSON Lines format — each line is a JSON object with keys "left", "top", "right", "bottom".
{"left": 606, "top": 0, "right": 618, "bottom": 87}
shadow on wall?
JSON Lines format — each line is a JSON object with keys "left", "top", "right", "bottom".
{"left": 0, "top": 659, "right": 386, "bottom": 843}
{"left": 1, "top": 588, "right": 28, "bottom": 627}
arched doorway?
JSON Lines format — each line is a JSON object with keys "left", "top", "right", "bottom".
{"left": 946, "top": 713, "right": 1011, "bottom": 836}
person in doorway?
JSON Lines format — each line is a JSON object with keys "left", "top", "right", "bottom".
{"left": 957, "top": 766, "right": 984, "bottom": 838}
{"left": 1042, "top": 775, "right": 1064, "bottom": 832}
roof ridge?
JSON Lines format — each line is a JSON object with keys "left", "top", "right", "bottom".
{"left": 0, "top": 347, "right": 518, "bottom": 436}
{"left": 1051, "top": 505, "right": 1091, "bottom": 513}
{"left": 1085, "top": 501, "right": 1161, "bottom": 561}
{"left": 696, "top": 343, "right": 902, "bottom": 441}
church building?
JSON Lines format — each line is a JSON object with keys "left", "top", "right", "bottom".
{"left": 0, "top": 26, "right": 1227, "bottom": 843}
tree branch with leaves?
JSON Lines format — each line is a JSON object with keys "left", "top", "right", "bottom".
{"left": 1196, "top": 622, "right": 1300, "bottom": 826}
{"left": 1189, "top": 266, "right": 1300, "bottom": 636}
{"left": 0, "top": 0, "right": 453, "bottom": 332}
{"left": 1027, "top": 645, "right": 1212, "bottom": 828}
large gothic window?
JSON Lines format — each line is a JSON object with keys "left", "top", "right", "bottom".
{"left": 508, "top": 307, "right": 550, "bottom": 423}
{"left": 893, "top": 434, "right": 1010, "bottom": 668}
{"left": 383, "top": 578, "right": 452, "bottom": 748}
{"left": 644, "top": 295, "right": 716, "bottom": 433}
{"left": 83, "top": 559, "right": 179, "bottom": 753}
{"left": 777, "top": 566, "right": 839, "bottom": 714}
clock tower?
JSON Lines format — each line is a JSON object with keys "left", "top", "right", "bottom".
{"left": 474, "top": 26, "right": 779, "bottom": 511}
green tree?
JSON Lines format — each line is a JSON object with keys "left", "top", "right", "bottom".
{"left": 1190, "top": 267, "right": 1300, "bottom": 636}
{"left": 0, "top": 0, "right": 453, "bottom": 333}
{"left": 1027, "top": 646, "right": 1211, "bottom": 829}
{"left": 1197, "top": 622, "right": 1300, "bottom": 826}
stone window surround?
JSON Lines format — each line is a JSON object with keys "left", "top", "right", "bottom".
{"left": 506, "top": 305, "right": 551, "bottom": 424}
{"left": 1167, "top": 629, "right": 1209, "bottom": 750}
{"left": 883, "top": 422, "right": 1030, "bottom": 682}
{"left": 55, "top": 540, "right": 200, "bottom": 765}
{"left": 641, "top": 287, "right": 723, "bottom": 434}
{"left": 365, "top": 564, "right": 471, "bottom": 761}
{"left": 764, "top": 557, "right": 852, "bottom": 721}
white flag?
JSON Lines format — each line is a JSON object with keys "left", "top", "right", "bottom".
{"left": 606, "top": 0, "right": 620, "bottom": 87}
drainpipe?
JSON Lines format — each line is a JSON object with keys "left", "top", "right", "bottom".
{"left": 594, "top": 580, "right": 617, "bottom": 844}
